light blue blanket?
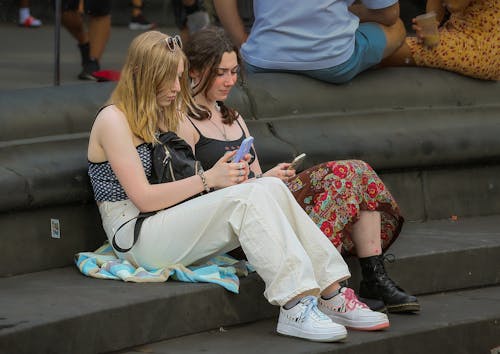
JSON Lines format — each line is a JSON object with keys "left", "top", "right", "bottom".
{"left": 75, "top": 243, "right": 253, "bottom": 293}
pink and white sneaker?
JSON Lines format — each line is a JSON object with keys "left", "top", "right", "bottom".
{"left": 318, "top": 287, "right": 390, "bottom": 331}
{"left": 19, "top": 15, "right": 42, "bottom": 28}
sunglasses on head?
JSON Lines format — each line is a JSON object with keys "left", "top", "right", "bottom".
{"left": 165, "top": 35, "right": 182, "bottom": 51}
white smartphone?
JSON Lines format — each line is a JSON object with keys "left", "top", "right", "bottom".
{"left": 288, "top": 153, "right": 307, "bottom": 170}
{"left": 232, "top": 136, "right": 254, "bottom": 162}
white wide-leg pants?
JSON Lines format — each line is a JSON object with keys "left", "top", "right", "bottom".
{"left": 99, "top": 177, "right": 350, "bottom": 306}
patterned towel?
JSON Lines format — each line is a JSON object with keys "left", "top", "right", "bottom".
{"left": 75, "top": 243, "right": 253, "bottom": 293}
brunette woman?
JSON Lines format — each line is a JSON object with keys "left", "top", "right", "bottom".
{"left": 181, "top": 27, "right": 419, "bottom": 313}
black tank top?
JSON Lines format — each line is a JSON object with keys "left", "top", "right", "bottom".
{"left": 187, "top": 118, "right": 256, "bottom": 175}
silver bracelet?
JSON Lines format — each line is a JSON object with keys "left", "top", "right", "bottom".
{"left": 198, "top": 170, "right": 210, "bottom": 193}
{"left": 255, "top": 173, "right": 263, "bottom": 179}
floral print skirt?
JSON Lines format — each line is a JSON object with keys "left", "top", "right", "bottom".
{"left": 287, "top": 160, "right": 403, "bottom": 256}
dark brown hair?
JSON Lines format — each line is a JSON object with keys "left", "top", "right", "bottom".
{"left": 184, "top": 26, "right": 243, "bottom": 125}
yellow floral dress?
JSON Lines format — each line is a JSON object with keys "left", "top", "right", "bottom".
{"left": 407, "top": 0, "right": 500, "bottom": 80}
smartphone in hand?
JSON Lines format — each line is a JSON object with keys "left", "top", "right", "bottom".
{"left": 288, "top": 153, "right": 306, "bottom": 170}
{"left": 232, "top": 136, "right": 254, "bottom": 162}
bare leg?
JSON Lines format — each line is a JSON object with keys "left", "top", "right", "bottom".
{"left": 61, "top": 10, "right": 88, "bottom": 44}
{"left": 380, "top": 18, "right": 407, "bottom": 59}
{"left": 321, "top": 282, "right": 342, "bottom": 297}
{"left": 381, "top": 40, "right": 416, "bottom": 66}
{"left": 351, "top": 211, "right": 382, "bottom": 258}
{"left": 88, "top": 15, "right": 111, "bottom": 61}
{"left": 284, "top": 282, "right": 341, "bottom": 308}
{"left": 131, "top": 0, "right": 143, "bottom": 17}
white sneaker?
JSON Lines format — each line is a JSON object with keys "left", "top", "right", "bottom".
{"left": 318, "top": 287, "right": 390, "bottom": 331}
{"left": 277, "top": 295, "right": 347, "bottom": 342}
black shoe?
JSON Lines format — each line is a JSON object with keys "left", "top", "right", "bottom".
{"left": 78, "top": 59, "right": 100, "bottom": 81}
{"left": 358, "top": 295, "right": 387, "bottom": 313}
{"left": 359, "top": 255, "right": 420, "bottom": 313}
{"left": 129, "top": 14, "right": 156, "bottom": 30}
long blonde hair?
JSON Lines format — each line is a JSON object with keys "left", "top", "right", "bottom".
{"left": 111, "top": 31, "right": 196, "bottom": 143}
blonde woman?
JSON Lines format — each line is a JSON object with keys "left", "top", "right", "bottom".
{"left": 87, "top": 31, "right": 389, "bottom": 343}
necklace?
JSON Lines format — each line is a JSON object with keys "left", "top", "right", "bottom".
{"left": 207, "top": 102, "right": 229, "bottom": 141}
{"left": 208, "top": 117, "right": 228, "bottom": 141}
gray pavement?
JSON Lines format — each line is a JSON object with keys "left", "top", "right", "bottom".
{"left": 117, "top": 286, "right": 500, "bottom": 354}
{"left": 0, "top": 23, "right": 177, "bottom": 91}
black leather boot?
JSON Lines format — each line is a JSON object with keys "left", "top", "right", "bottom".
{"left": 358, "top": 255, "right": 420, "bottom": 313}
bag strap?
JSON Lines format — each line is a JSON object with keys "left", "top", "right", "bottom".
{"left": 111, "top": 212, "right": 155, "bottom": 253}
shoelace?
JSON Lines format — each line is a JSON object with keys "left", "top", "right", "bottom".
{"left": 383, "top": 253, "right": 396, "bottom": 263}
{"left": 375, "top": 254, "right": 402, "bottom": 290}
{"left": 299, "top": 296, "right": 328, "bottom": 322}
{"left": 342, "top": 288, "right": 369, "bottom": 310}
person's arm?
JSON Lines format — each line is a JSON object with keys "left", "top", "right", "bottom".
{"left": 95, "top": 108, "right": 246, "bottom": 212}
{"left": 443, "top": 0, "right": 473, "bottom": 14}
{"left": 425, "top": 0, "right": 446, "bottom": 23}
{"left": 213, "top": 0, "right": 248, "bottom": 47}
{"left": 237, "top": 116, "right": 295, "bottom": 181}
{"left": 349, "top": 2, "right": 400, "bottom": 26}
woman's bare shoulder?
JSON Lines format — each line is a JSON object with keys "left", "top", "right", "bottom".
{"left": 95, "top": 105, "right": 126, "bottom": 126}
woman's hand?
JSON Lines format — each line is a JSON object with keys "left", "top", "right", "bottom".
{"left": 204, "top": 151, "right": 250, "bottom": 189}
{"left": 264, "top": 163, "right": 296, "bottom": 182}
{"left": 411, "top": 17, "right": 440, "bottom": 47}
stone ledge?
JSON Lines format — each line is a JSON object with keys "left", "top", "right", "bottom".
{"left": 1, "top": 215, "right": 499, "bottom": 353}
{"left": 125, "top": 285, "right": 500, "bottom": 354}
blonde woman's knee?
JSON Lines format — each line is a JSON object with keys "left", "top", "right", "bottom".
{"left": 254, "top": 176, "right": 295, "bottom": 202}
{"left": 255, "top": 176, "right": 292, "bottom": 193}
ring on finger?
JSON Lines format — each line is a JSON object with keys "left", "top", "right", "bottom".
{"left": 239, "top": 163, "right": 244, "bottom": 169}
{"left": 239, "top": 170, "right": 244, "bottom": 176}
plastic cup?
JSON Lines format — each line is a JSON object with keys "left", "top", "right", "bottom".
{"left": 415, "top": 12, "right": 439, "bottom": 47}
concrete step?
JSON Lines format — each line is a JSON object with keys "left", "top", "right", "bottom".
{"left": 1, "top": 215, "right": 499, "bottom": 354}
{"left": 116, "top": 286, "right": 500, "bottom": 354}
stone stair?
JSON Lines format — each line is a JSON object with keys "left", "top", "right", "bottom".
{"left": 1, "top": 68, "right": 499, "bottom": 354}
{"left": 1, "top": 215, "right": 499, "bottom": 354}
{"left": 116, "top": 286, "right": 500, "bottom": 354}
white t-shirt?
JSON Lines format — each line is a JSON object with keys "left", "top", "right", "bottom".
{"left": 240, "top": 0, "right": 397, "bottom": 70}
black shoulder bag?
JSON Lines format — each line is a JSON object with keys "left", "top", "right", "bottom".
{"left": 112, "top": 131, "right": 205, "bottom": 253}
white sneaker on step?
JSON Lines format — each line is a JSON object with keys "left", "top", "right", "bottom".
{"left": 318, "top": 287, "right": 390, "bottom": 331}
{"left": 277, "top": 295, "right": 347, "bottom": 342}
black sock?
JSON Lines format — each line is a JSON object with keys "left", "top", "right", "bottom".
{"left": 78, "top": 42, "right": 90, "bottom": 66}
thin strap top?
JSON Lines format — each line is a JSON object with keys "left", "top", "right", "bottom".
{"left": 187, "top": 117, "right": 256, "bottom": 172}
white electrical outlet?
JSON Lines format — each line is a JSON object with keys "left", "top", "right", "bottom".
{"left": 50, "top": 218, "right": 61, "bottom": 239}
